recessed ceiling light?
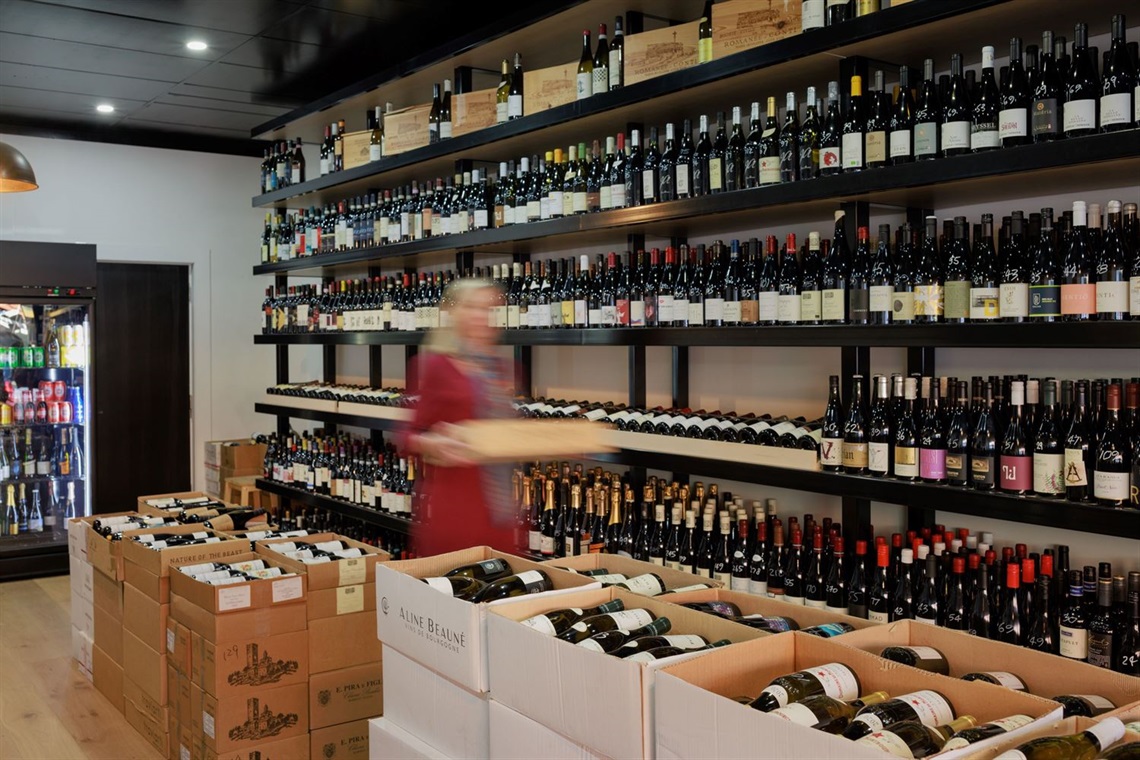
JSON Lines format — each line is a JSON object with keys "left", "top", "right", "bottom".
{"left": 95, "top": 104, "right": 115, "bottom": 113}
{"left": 186, "top": 40, "right": 208, "bottom": 51}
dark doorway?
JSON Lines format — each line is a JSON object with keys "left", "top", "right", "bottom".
{"left": 94, "top": 263, "right": 191, "bottom": 513}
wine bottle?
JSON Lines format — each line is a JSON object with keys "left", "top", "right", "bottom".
{"left": 1093, "top": 384, "right": 1131, "bottom": 507}
{"left": 800, "top": 232, "right": 823, "bottom": 324}
{"left": 1032, "top": 31, "right": 1062, "bottom": 141}
{"left": 1054, "top": 694, "right": 1116, "bottom": 718}
{"left": 1087, "top": 576, "right": 1118, "bottom": 668}
{"left": 999, "top": 380, "right": 1031, "bottom": 495}
{"left": 972, "top": 46, "right": 1000, "bottom": 151}
{"left": 864, "top": 70, "right": 888, "bottom": 169}
{"left": 1064, "top": 22, "right": 1098, "bottom": 137}
{"left": 576, "top": 616, "right": 670, "bottom": 653}
{"left": 856, "top": 717, "right": 977, "bottom": 758}
{"left": 1059, "top": 569, "right": 1089, "bottom": 661}
{"left": 615, "top": 633, "right": 710, "bottom": 659}
{"left": 842, "top": 75, "right": 865, "bottom": 172}
{"left": 880, "top": 645, "right": 949, "bottom": 674}
{"left": 1097, "top": 200, "right": 1130, "bottom": 319}
{"left": 748, "top": 662, "right": 861, "bottom": 712}
{"left": 424, "top": 575, "right": 487, "bottom": 599}
{"left": 576, "top": 30, "right": 593, "bottom": 100}
{"left": 995, "top": 561, "right": 1023, "bottom": 645}
{"left": 842, "top": 376, "right": 868, "bottom": 475}
{"left": 759, "top": 97, "right": 781, "bottom": 186}
{"left": 889, "top": 548, "right": 915, "bottom": 621}
{"left": 940, "top": 715, "right": 1036, "bottom": 751}
{"left": 556, "top": 607, "right": 654, "bottom": 644}
{"left": 913, "top": 58, "right": 939, "bottom": 160}
{"left": 1000, "top": 211, "right": 1029, "bottom": 321}
{"left": 867, "top": 542, "right": 892, "bottom": 624}
{"left": 770, "top": 691, "right": 889, "bottom": 734}
{"left": 469, "top": 569, "right": 553, "bottom": 603}
{"left": 992, "top": 717, "right": 1124, "bottom": 760}
{"left": 842, "top": 690, "right": 957, "bottom": 741}
{"left": 592, "top": 24, "right": 609, "bottom": 95}
{"left": 800, "top": 87, "right": 820, "bottom": 180}
{"left": 520, "top": 599, "right": 626, "bottom": 636}
{"left": 819, "top": 81, "right": 842, "bottom": 175}
{"left": 1000, "top": 37, "right": 1031, "bottom": 147}
{"left": 820, "top": 375, "right": 844, "bottom": 471}
{"left": 608, "top": 17, "right": 624, "bottom": 90}
{"left": 780, "top": 91, "right": 800, "bottom": 183}
{"left": 1062, "top": 200, "right": 1096, "bottom": 320}
{"left": 625, "top": 638, "right": 730, "bottom": 663}
{"left": 446, "top": 557, "right": 513, "bottom": 582}
{"left": 942, "top": 54, "right": 971, "bottom": 156}
{"left": 1100, "top": 15, "right": 1135, "bottom": 132}
{"left": 508, "top": 54, "right": 524, "bottom": 120}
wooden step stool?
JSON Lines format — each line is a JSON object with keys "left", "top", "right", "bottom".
{"left": 223, "top": 475, "right": 279, "bottom": 512}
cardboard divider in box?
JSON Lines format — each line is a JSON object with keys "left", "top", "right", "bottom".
{"left": 957, "top": 716, "right": 1140, "bottom": 760}
{"left": 662, "top": 588, "right": 879, "bottom": 634}
{"left": 542, "top": 553, "right": 724, "bottom": 594}
{"left": 192, "top": 681, "right": 309, "bottom": 755}
{"left": 311, "top": 717, "right": 371, "bottom": 760}
{"left": 608, "top": 428, "right": 821, "bottom": 471}
{"left": 122, "top": 526, "right": 246, "bottom": 600}
{"left": 310, "top": 661, "right": 383, "bottom": 730}
{"left": 489, "top": 700, "right": 611, "bottom": 760}
{"left": 368, "top": 716, "right": 450, "bottom": 760}
{"left": 199, "top": 734, "right": 309, "bottom": 760}
{"left": 1102, "top": 699, "right": 1140, "bottom": 723}
{"left": 834, "top": 620, "right": 1140, "bottom": 715}
{"left": 383, "top": 647, "right": 490, "bottom": 759}
{"left": 487, "top": 586, "right": 769, "bottom": 760}
{"left": 653, "top": 632, "right": 1062, "bottom": 760}
{"left": 254, "top": 532, "right": 389, "bottom": 590}
{"left": 374, "top": 546, "right": 601, "bottom": 693}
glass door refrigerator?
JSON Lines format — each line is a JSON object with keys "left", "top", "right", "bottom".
{"left": 0, "top": 241, "right": 95, "bottom": 579}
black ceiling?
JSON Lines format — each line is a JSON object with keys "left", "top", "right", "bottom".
{"left": 0, "top": 0, "right": 547, "bottom": 155}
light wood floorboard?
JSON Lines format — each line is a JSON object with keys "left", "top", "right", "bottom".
{"left": 0, "top": 575, "right": 162, "bottom": 760}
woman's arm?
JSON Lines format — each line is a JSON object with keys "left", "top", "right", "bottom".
{"left": 399, "top": 354, "right": 475, "bottom": 466}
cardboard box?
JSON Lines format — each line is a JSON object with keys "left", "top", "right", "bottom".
{"left": 206, "top": 465, "right": 264, "bottom": 501}
{"left": 454, "top": 419, "right": 614, "bottom": 462}
{"left": 382, "top": 104, "right": 431, "bottom": 156}
{"left": 217, "top": 442, "right": 265, "bottom": 471}
{"left": 1103, "top": 699, "right": 1140, "bottom": 723}
{"left": 94, "top": 603, "right": 122, "bottom": 664}
{"left": 137, "top": 491, "right": 214, "bottom": 514}
{"left": 170, "top": 665, "right": 192, "bottom": 726}
{"left": 663, "top": 587, "right": 879, "bottom": 633}
{"left": 72, "top": 625, "right": 94, "bottom": 675}
{"left": 523, "top": 61, "right": 576, "bottom": 116}
{"left": 198, "top": 682, "right": 308, "bottom": 753}
{"left": 382, "top": 647, "right": 489, "bottom": 759}
{"left": 310, "top": 611, "right": 381, "bottom": 674}
{"left": 374, "top": 546, "right": 600, "bottom": 692}
{"left": 169, "top": 553, "right": 305, "bottom": 615}
{"left": 92, "top": 567, "right": 123, "bottom": 617}
{"left": 71, "top": 585, "right": 94, "bottom": 639}
{"left": 611, "top": 427, "right": 820, "bottom": 471}
{"left": 341, "top": 129, "right": 373, "bottom": 171}
{"left": 710, "top": 0, "right": 801, "bottom": 60}
{"left": 487, "top": 586, "right": 767, "bottom": 759}
{"left": 123, "top": 629, "right": 168, "bottom": 705}
{"left": 453, "top": 88, "right": 498, "bottom": 137}
{"left": 654, "top": 632, "right": 1061, "bottom": 760}
{"left": 309, "top": 661, "right": 383, "bottom": 729}
{"left": 489, "top": 699, "right": 609, "bottom": 760}
{"left": 86, "top": 514, "right": 139, "bottom": 580}
{"left": 167, "top": 618, "right": 192, "bottom": 675}
{"left": 122, "top": 526, "right": 245, "bottom": 579}
{"left": 624, "top": 21, "right": 700, "bottom": 87}
{"left": 171, "top": 593, "right": 306, "bottom": 645}
{"left": 124, "top": 582, "right": 169, "bottom": 652}
{"left": 125, "top": 674, "right": 170, "bottom": 727}
{"left": 124, "top": 697, "right": 169, "bottom": 757}
{"left": 958, "top": 716, "right": 1140, "bottom": 760}
{"left": 836, "top": 620, "right": 1140, "bottom": 712}
{"left": 173, "top": 723, "right": 193, "bottom": 760}
{"left": 70, "top": 554, "right": 94, "bottom": 600}
{"left": 544, "top": 553, "right": 724, "bottom": 594}
{"left": 200, "top": 734, "right": 309, "bottom": 760}
{"left": 92, "top": 644, "right": 124, "bottom": 713}
{"left": 195, "top": 630, "right": 309, "bottom": 699}
{"left": 256, "top": 533, "right": 388, "bottom": 590}
{"left": 368, "top": 716, "right": 450, "bottom": 760}
{"left": 68, "top": 516, "right": 88, "bottom": 559}
{"left": 311, "top": 718, "right": 371, "bottom": 760}
{"left": 307, "top": 583, "right": 375, "bottom": 620}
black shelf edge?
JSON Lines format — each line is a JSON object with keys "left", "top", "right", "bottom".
{"left": 254, "top": 322, "right": 1140, "bottom": 349}
{"left": 592, "top": 450, "right": 1140, "bottom": 540}
{"left": 255, "top": 402, "right": 403, "bottom": 431}
{"left": 251, "top": 0, "right": 1007, "bottom": 207}
{"left": 255, "top": 478, "right": 412, "bottom": 534}
{"left": 252, "top": 131, "right": 1140, "bottom": 274}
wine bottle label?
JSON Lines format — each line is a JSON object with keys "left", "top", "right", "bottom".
{"left": 705, "top": 297, "right": 725, "bottom": 321}
{"left": 622, "top": 574, "right": 666, "bottom": 596}
{"left": 759, "top": 156, "right": 781, "bottom": 185}
{"left": 440, "top": 122, "right": 452, "bottom": 139}
{"left": 611, "top": 183, "right": 626, "bottom": 208}
{"left": 820, "top": 437, "right": 843, "bottom": 467}
{"left": 730, "top": 575, "right": 750, "bottom": 592}
{"left": 1063, "top": 99, "right": 1096, "bottom": 133}
{"left": 576, "top": 72, "right": 592, "bottom": 100}
{"left": 592, "top": 67, "right": 607, "bottom": 94}
{"left": 910, "top": 123, "right": 936, "bottom": 157}
{"left": 941, "top": 121, "right": 970, "bottom": 151}
{"left": 771, "top": 701, "right": 820, "bottom": 727}
{"left": 868, "top": 441, "right": 890, "bottom": 473}
{"left": 1031, "top": 98, "right": 1059, "bottom": 136}
{"left": 592, "top": 573, "right": 628, "bottom": 585}
{"left": 676, "top": 165, "right": 691, "bottom": 196}
{"left": 819, "top": 145, "right": 841, "bottom": 172}
{"left": 945, "top": 453, "right": 965, "bottom": 481}
{"left": 980, "top": 671, "right": 1026, "bottom": 689}
{"left": 843, "top": 442, "right": 869, "bottom": 468}
{"left": 424, "top": 577, "right": 455, "bottom": 594}
{"left": 812, "top": 663, "right": 860, "bottom": 701}
{"left": 608, "top": 51, "right": 621, "bottom": 88}
{"left": 821, "top": 289, "right": 845, "bottom": 321}
{"left": 998, "top": 108, "right": 1028, "bottom": 139}
{"left": 971, "top": 125, "right": 999, "bottom": 150}
{"left": 892, "top": 291, "right": 915, "bottom": 321}
{"left": 760, "top": 684, "right": 791, "bottom": 707}
{"left": 577, "top": 638, "right": 604, "bottom": 652}
{"left": 860, "top": 730, "right": 918, "bottom": 758}
{"left": 801, "top": 0, "right": 825, "bottom": 30}
{"left": 902, "top": 691, "right": 955, "bottom": 728}
{"left": 1059, "top": 624, "right": 1089, "bottom": 659}
{"left": 940, "top": 280, "right": 968, "bottom": 320}
{"left": 521, "top": 613, "right": 560, "bottom": 636}
{"left": 708, "top": 157, "right": 724, "bottom": 190}
{"left": 1060, "top": 282, "right": 1096, "bottom": 315}
{"left": 1093, "top": 469, "right": 1129, "bottom": 500}
{"left": 894, "top": 446, "right": 919, "bottom": 478}
{"left": 629, "top": 300, "right": 646, "bottom": 327}
{"left": 805, "top": 598, "right": 827, "bottom": 610}
{"left": 1026, "top": 284, "right": 1061, "bottom": 317}
{"left": 854, "top": 713, "right": 885, "bottom": 731}
{"left": 1032, "top": 452, "right": 1064, "bottom": 494}
{"left": 539, "top": 535, "right": 555, "bottom": 555}
{"left": 1063, "top": 448, "right": 1088, "bottom": 487}
{"left": 868, "top": 285, "right": 893, "bottom": 314}
{"left": 862, "top": 131, "right": 886, "bottom": 165}
{"left": 920, "top": 448, "right": 946, "bottom": 480}
{"left": 913, "top": 284, "right": 944, "bottom": 316}
{"left": 1000, "top": 455, "right": 1032, "bottom": 490}
{"left": 1131, "top": 277, "right": 1140, "bottom": 316}
{"left": 999, "top": 283, "right": 1029, "bottom": 317}
{"left": 991, "top": 714, "right": 1035, "bottom": 732}
{"left": 1095, "top": 280, "right": 1128, "bottom": 313}
{"left": 841, "top": 133, "right": 863, "bottom": 169}
{"left": 800, "top": 290, "right": 821, "bottom": 321}
{"left": 722, "top": 300, "right": 742, "bottom": 323}
{"left": 778, "top": 294, "right": 801, "bottom": 322}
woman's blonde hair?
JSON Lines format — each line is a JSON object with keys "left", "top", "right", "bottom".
{"left": 423, "top": 278, "right": 502, "bottom": 355}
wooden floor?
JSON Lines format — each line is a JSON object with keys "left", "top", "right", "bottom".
{"left": 0, "top": 575, "right": 161, "bottom": 760}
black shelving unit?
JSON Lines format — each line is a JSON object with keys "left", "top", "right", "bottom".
{"left": 256, "top": 478, "right": 413, "bottom": 534}
{"left": 253, "top": 132, "right": 1140, "bottom": 276}
{"left": 254, "top": 402, "right": 404, "bottom": 432}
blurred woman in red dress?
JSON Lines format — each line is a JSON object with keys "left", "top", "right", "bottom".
{"left": 399, "top": 279, "right": 517, "bottom": 557}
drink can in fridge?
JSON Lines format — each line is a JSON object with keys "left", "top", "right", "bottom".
{"left": 53, "top": 380, "right": 67, "bottom": 401}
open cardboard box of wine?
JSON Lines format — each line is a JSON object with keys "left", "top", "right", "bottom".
{"left": 373, "top": 546, "right": 600, "bottom": 692}
{"left": 487, "top": 586, "right": 769, "bottom": 760}
{"left": 255, "top": 532, "right": 389, "bottom": 590}
{"left": 957, "top": 715, "right": 1140, "bottom": 760}
{"left": 834, "top": 620, "right": 1140, "bottom": 716}
{"left": 653, "top": 632, "right": 1062, "bottom": 760}
{"left": 542, "top": 553, "right": 724, "bottom": 595}
{"left": 662, "top": 588, "right": 878, "bottom": 634}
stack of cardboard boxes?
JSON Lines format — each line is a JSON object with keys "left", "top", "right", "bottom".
{"left": 68, "top": 517, "right": 94, "bottom": 681}
{"left": 203, "top": 440, "right": 267, "bottom": 500}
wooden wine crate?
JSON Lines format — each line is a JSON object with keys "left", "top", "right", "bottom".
{"left": 382, "top": 103, "right": 431, "bottom": 156}
{"left": 522, "top": 61, "right": 577, "bottom": 116}
{"left": 261, "top": 392, "right": 336, "bottom": 413}
{"left": 453, "top": 88, "right": 498, "bottom": 137}
{"left": 624, "top": 20, "right": 700, "bottom": 86}
{"left": 711, "top": 0, "right": 801, "bottom": 60}
{"left": 455, "top": 418, "right": 615, "bottom": 462}
{"left": 606, "top": 428, "right": 821, "bottom": 471}
{"left": 335, "top": 401, "right": 410, "bottom": 422}
{"left": 341, "top": 129, "right": 373, "bottom": 170}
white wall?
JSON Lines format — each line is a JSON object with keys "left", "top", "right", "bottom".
{"left": 0, "top": 133, "right": 295, "bottom": 501}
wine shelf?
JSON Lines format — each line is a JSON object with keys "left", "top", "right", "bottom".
{"left": 251, "top": 0, "right": 1044, "bottom": 207}
{"left": 254, "top": 399, "right": 1138, "bottom": 540}
{"left": 255, "top": 478, "right": 413, "bottom": 534}
{"left": 252, "top": 131, "right": 1140, "bottom": 275}
{"left": 254, "top": 322, "right": 1140, "bottom": 349}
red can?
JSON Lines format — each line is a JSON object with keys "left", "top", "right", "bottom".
{"left": 47, "top": 401, "right": 60, "bottom": 425}
{"left": 53, "top": 380, "right": 67, "bottom": 401}
{"left": 59, "top": 400, "right": 73, "bottom": 424}
{"left": 38, "top": 381, "right": 52, "bottom": 401}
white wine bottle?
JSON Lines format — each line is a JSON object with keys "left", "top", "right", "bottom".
{"left": 556, "top": 608, "right": 653, "bottom": 643}
{"left": 770, "top": 691, "right": 889, "bottom": 734}
{"left": 423, "top": 575, "right": 486, "bottom": 599}
{"left": 519, "top": 599, "right": 625, "bottom": 636}
{"left": 576, "top": 30, "right": 593, "bottom": 100}
{"left": 841, "top": 690, "right": 957, "bottom": 740}
{"left": 941, "top": 715, "right": 1036, "bottom": 751}
{"left": 993, "top": 717, "right": 1125, "bottom": 760}
{"left": 857, "top": 716, "right": 977, "bottom": 758}
{"left": 469, "top": 569, "right": 553, "bottom": 603}
{"left": 749, "top": 662, "right": 861, "bottom": 712}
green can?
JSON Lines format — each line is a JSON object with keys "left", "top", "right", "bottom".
{"left": 32, "top": 346, "right": 45, "bottom": 367}
{"left": 20, "top": 346, "right": 35, "bottom": 368}
{"left": 0, "top": 347, "right": 10, "bottom": 369}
